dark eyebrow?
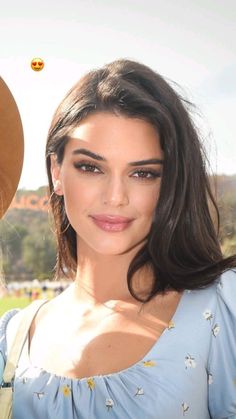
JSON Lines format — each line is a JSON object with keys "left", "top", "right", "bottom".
{"left": 72, "top": 148, "right": 164, "bottom": 166}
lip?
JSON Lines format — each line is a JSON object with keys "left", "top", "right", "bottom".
{"left": 90, "top": 214, "right": 134, "bottom": 232}
{"left": 91, "top": 214, "right": 134, "bottom": 223}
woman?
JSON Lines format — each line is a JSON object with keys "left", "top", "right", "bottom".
{"left": 1, "top": 59, "right": 236, "bottom": 418}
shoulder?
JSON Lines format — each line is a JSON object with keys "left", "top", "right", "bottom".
{"left": 215, "top": 267, "right": 236, "bottom": 308}
{"left": 207, "top": 268, "right": 236, "bottom": 417}
{"left": 195, "top": 268, "right": 236, "bottom": 313}
{"left": 0, "top": 308, "right": 21, "bottom": 361}
{"left": 206, "top": 268, "right": 236, "bottom": 337}
{"left": 0, "top": 307, "right": 26, "bottom": 385}
{"left": 0, "top": 299, "right": 48, "bottom": 361}
{"left": 209, "top": 268, "right": 236, "bottom": 330}
{"left": 0, "top": 308, "right": 21, "bottom": 338}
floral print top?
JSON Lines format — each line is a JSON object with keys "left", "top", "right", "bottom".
{"left": 0, "top": 269, "right": 236, "bottom": 419}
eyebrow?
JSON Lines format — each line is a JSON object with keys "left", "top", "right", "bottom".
{"left": 72, "top": 148, "right": 164, "bottom": 166}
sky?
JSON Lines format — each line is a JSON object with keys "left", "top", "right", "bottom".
{"left": 0, "top": 0, "right": 235, "bottom": 189}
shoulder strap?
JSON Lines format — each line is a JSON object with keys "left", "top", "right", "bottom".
{"left": 3, "top": 299, "right": 48, "bottom": 384}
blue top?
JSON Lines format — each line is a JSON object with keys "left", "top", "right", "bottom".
{"left": 1, "top": 269, "right": 236, "bottom": 419}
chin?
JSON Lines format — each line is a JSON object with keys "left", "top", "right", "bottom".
{"left": 88, "top": 237, "right": 146, "bottom": 256}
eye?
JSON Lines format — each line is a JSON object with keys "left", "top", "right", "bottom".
{"left": 73, "top": 162, "right": 101, "bottom": 173}
{"left": 73, "top": 161, "right": 161, "bottom": 180}
{"left": 132, "top": 170, "right": 161, "bottom": 180}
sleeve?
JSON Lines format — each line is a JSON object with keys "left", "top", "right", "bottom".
{"left": 0, "top": 309, "right": 20, "bottom": 385}
{"left": 0, "top": 351, "right": 4, "bottom": 385}
{"left": 208, "top": 268, "right": 236, "bottom": 419}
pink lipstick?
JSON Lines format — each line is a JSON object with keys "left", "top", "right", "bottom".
{"left": 90, "top": 214, "right": 134, "bottom": 232}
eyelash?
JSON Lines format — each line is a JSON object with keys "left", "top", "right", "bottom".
{"left": 73, "top": 161, "right": 161, "bottom": 180}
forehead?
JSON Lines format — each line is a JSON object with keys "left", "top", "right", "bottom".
{"left": 67, "top": 112, "right": 162, "bottom": 157}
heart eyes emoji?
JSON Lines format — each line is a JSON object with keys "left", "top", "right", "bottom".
{"left": 31, "top": 58, "right": 44, "bottom": 71}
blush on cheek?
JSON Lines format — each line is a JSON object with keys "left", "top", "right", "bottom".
{"left": 137, "top": 191, "right": 159, "bottom": 213}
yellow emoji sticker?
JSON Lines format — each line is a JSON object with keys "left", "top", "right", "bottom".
{"left": 31, "top": 58, "right": 44, "bottom": 71}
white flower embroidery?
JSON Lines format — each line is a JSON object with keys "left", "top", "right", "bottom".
{"left": 105, "top": 398, "right": 114, "bottom": 411}
{"left": 185, "top": 354, "right": 197, "bottom": 369}
{"left": 135, "top": 387, "right": 144, "bottom": 396}
{"left": 182, "top": 402, "right": 189, "bottom": 415}
{"left": 203, "top": 309, "right": 213, "bottom": 321}
{"left": 208, "top": 373, "right": 213, "bottom": 385}
{"left": 212, "top": 324, "right": 220, "bottom": 337}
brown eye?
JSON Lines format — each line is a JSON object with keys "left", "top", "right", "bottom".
{"left": 132, "top": 170, "right": 161, "bottom": 180}
{"left": 73, "top": 162, "right": 101, "bottom": 173}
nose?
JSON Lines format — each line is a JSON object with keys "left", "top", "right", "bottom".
{"left": 102, "top": 176, "right": 129, "bottom": 207}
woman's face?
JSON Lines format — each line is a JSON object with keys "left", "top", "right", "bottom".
{"left": 51, "top": 112, "right": 164, "bottom": 256}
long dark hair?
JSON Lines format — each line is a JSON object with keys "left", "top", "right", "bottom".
{"left": 46, "top": 58, "right": 236, "bottom": 303}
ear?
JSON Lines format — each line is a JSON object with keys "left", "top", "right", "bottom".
{"left": 50, "top": 154, "right": 63, "bottom": 196}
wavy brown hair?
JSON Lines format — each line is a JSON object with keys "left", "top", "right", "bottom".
{"left": 46, "top": 58, "right": 236, "bottom": 303}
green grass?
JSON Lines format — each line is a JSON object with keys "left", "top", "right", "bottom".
{"left": 0, "top": 297, "right": 30, "bottom": 317}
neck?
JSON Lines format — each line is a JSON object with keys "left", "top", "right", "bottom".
{"left": 72, "top": 239, "right": 154, "bottom": 308}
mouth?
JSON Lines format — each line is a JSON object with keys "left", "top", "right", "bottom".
{"left": 91, "top": 214, "right": 134, "bottom": 223}
{"left": 90, "top": 215, "right": 134, "bottom": 232}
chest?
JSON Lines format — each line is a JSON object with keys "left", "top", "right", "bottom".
{"left": 28, "top": 294, "right": 182, "bottom": 379}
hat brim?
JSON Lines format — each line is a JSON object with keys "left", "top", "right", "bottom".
{"left": 0, "top": 77, "right": 24, "bottom": 218}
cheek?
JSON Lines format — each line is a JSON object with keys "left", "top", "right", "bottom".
{"left": 133, "top": 186, "right": 160, "bottom": 217}
{"left": 62, "top": 177, "right": 98, "bottom": 213}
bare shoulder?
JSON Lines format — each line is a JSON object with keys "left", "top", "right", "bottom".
{"left": 138, "top": 289, "right": 184, "bottom": 322}
{"left": 29, "top": 292, "right": 66, "bottom": 339}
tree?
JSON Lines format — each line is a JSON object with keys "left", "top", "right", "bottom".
{"left": 22, "top": 226, "right": 56, "bottom": 279}
{"left": 0, "top": 221, "right": 28, "bottom": 276}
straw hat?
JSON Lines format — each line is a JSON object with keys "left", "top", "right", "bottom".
{"left": 0, "top": 77, "right": 24, "bottom": 218}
